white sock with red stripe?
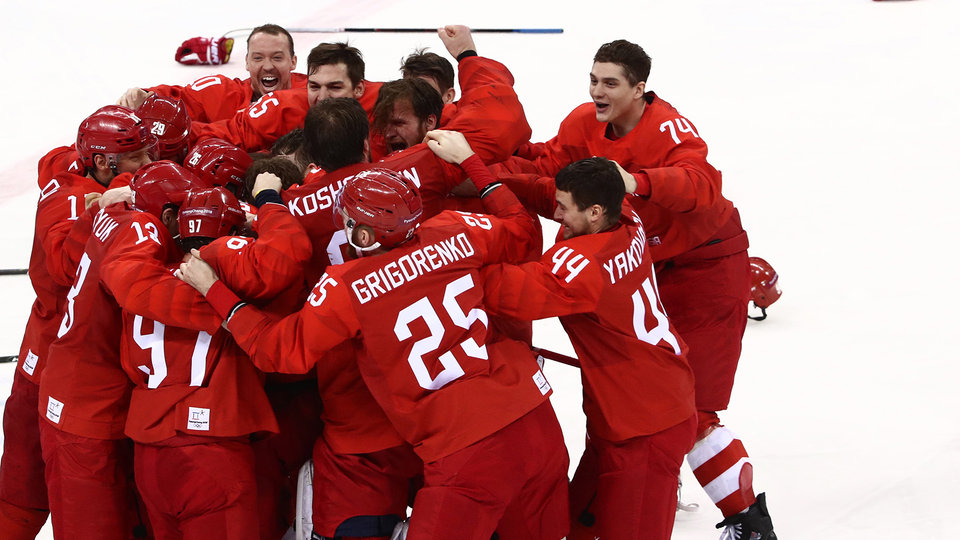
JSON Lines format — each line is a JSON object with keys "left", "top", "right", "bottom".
{"left": 687, "top": 425, "right": 756, "bottom": 517}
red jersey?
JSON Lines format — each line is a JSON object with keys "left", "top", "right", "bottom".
{"left": 38, "top": 145, "right": 82, "bottom": 178}
{"left": 283, "top": 146, "right": 473, "bottom": 284}
{"left": 119, "top": 202, "right": 308, "bottom": 443}
{"left": 201, "top": 202, "right": 313, "bottom": 314}
{"left": 282, "top": 164, "right": 403, "bottom": 454}
{"left": 493, "top": 93, "right": 736, "bottom": 261}
{"left": 224, "top": 184, "right": 548, "bottom": 462}
{"left": 482, "top": 206, "right": 696, "bottom": 441}
{"left": 283, "top": 163, "right": 418, "bottom": 453}
{"left": 281, "top": 157, "right": 478, "bottom": 455}
{"left": 39, "top": 204, "right": 193, "bottom": 439}
{"left": 17, "top": 151, "right": 126, "bottom": 384}
{"left": 281, "top": 162, "right": 365, "bottom": 288}
{"left": 148, "top": 73, "right": 309, "bottom": 123}
{"left": 190, "top": 81, "right": 383, "bottom": 152}
{"left": 311, "top": 339, "right": 406, "bottom": 455}
{"left": 437, "top": 56, "right": 532, "bottom": 165}
{"left": 121, "top": 315, "right": 278, "bottom": 443}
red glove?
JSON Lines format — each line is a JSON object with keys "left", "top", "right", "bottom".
{"left": 175, "top": 36, "right": 234, "bottom": 65}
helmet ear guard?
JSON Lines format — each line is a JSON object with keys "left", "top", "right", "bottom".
{"left": 748, "top": 256, "right": 781, "bottom": 321}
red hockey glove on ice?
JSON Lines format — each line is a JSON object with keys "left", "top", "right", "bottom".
{"left": 175, "top": 36, "right": 235, "bottom": 65}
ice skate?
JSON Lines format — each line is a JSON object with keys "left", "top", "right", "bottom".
{"left": 716, "top": 492, "right": 777, "bottom": 540}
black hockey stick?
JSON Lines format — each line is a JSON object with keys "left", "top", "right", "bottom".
{"left": 0, "top": 355, "right": 17, "bottom": 364}
{"left": 0, "top": 268, "right": 28, "bottom": 276}
{"left": 223, "top": 27, "right": 563, "bottom": 38}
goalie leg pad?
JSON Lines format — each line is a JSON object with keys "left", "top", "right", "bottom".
{"left": 295, "top": 459, "right": 314, "bottom": 540}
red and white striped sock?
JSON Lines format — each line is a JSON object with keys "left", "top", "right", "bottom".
{"left": 687, "top": 415, "right": 756, "bottom": 517}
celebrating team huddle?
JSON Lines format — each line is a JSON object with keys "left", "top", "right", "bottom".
{"left": 0, "top": 23, "right": 781, "bottom": 540}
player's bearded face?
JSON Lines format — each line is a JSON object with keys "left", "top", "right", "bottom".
{"left": 383, "top": 100, "right": 430, "bottom": 153}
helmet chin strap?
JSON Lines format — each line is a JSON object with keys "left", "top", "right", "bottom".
{"left": 347, "top": 235, "right": 381, "bottom": 256}
{"left": 343, "top": 217, "right": 381, "bottom": 256}
{"left": 747, "top": 303, "right": 768, "bottom": 321}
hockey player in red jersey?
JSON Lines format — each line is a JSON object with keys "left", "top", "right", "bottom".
{"left": 179, "top": 131, "right": 570, "bottom": 540}
{"left": 358, "top": 77, "right": 534, "bottom": 219}
{"left": 274, "top": 99, "right": 453, "bottom": 538}
{"left": 39, "top": 161, "right": 211, "bottom": 539}
{"left": 183, "top": 138, "right": 254, "bottom": 200}
{"left": 384, "top": 25, "right": 532, "bottom": 165}
{"left": 482, "top": 157, "right": 697, "bottom": 539}
{"left": 118, "top": 24, "right": 307, "bottom": 122}
{"left": 493, "top": 39, "right": 776, "bottom": 539}
{"left": 118, "top": 180, "right": 311, "bottom": 539}
{"left": 199, "top": 114, "right": 415, "bottom": 537}
{"left": 0, "top": 105, "right": 155, "bottom": 539}
{"left": 293, "top": 94, "right": 527, "bottom": 271}
{"left": 136, "top": 93, "right": 192, "bottom": 163}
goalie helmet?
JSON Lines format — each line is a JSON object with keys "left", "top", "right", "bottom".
{"left": 178, "top": 186, "right": 246, "bottom": 241}
{"left": 184, "top": 138, "right": 253, "bottom": 197}
{"left": 77, "top": 105, "right": 157, "bottom": 172}
{"left": 130, "top": 161, "right": 211, "bottom": 219}
{"left": 334, "top": 168, "right": 422, "bottom": 251}
{"left": 136, "top": 94, "right": 192, "bottom": 163}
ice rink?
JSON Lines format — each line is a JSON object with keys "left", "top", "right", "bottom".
{"left": 1, "top": 0, "right": 958, "bottom": 538}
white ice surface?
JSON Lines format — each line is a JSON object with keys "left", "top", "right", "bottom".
{"left": 1, "top": 1, "right": 959, "bottom": 538}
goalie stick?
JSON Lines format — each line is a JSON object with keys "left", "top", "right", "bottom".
{"left": 223, "top": 27, "right": 563, "bottom": 38}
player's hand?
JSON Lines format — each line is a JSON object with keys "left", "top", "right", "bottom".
{"left": 99, "top": 186, "right": 132, "bottom": 208}
{"left": 611, "top": 160, "right": 637, "bottom": 193}
{"left": 177, "top": 249, "right": 220, "bottom": 295}
{"left": 117, "top": 88, "right": 150, "bottom": 109}
{"left": 426, "top": 130, "right": 475, "bottom": 164}
{"left": 252, "top": 172, "right": 282, "bottom": 198}
{"left": 84, "top": 193, "right": 102, "bottom": 210}
{"left": 437, "top": 25, "right": 477, "bottom": 58}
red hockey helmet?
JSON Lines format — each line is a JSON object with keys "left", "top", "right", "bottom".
{"left": 334, "top": 168, "right": 422, "bottom": 251}
{"left": 178, "top": 186, "right": 246, "bottom": 241}
{"left": 130, "top": 161, "right": 212, "bottom": 219}
{"left": 136, "top": 94, "right": 192, "bottom": 163}
{"left": 77, "top": 105, "right": 157, "bottom": 171}
{"left": 748, "top": 256, "right": 782, "bottom": 320}
{"left": 184, "top": 138, "right": 253, "bottom": 197}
